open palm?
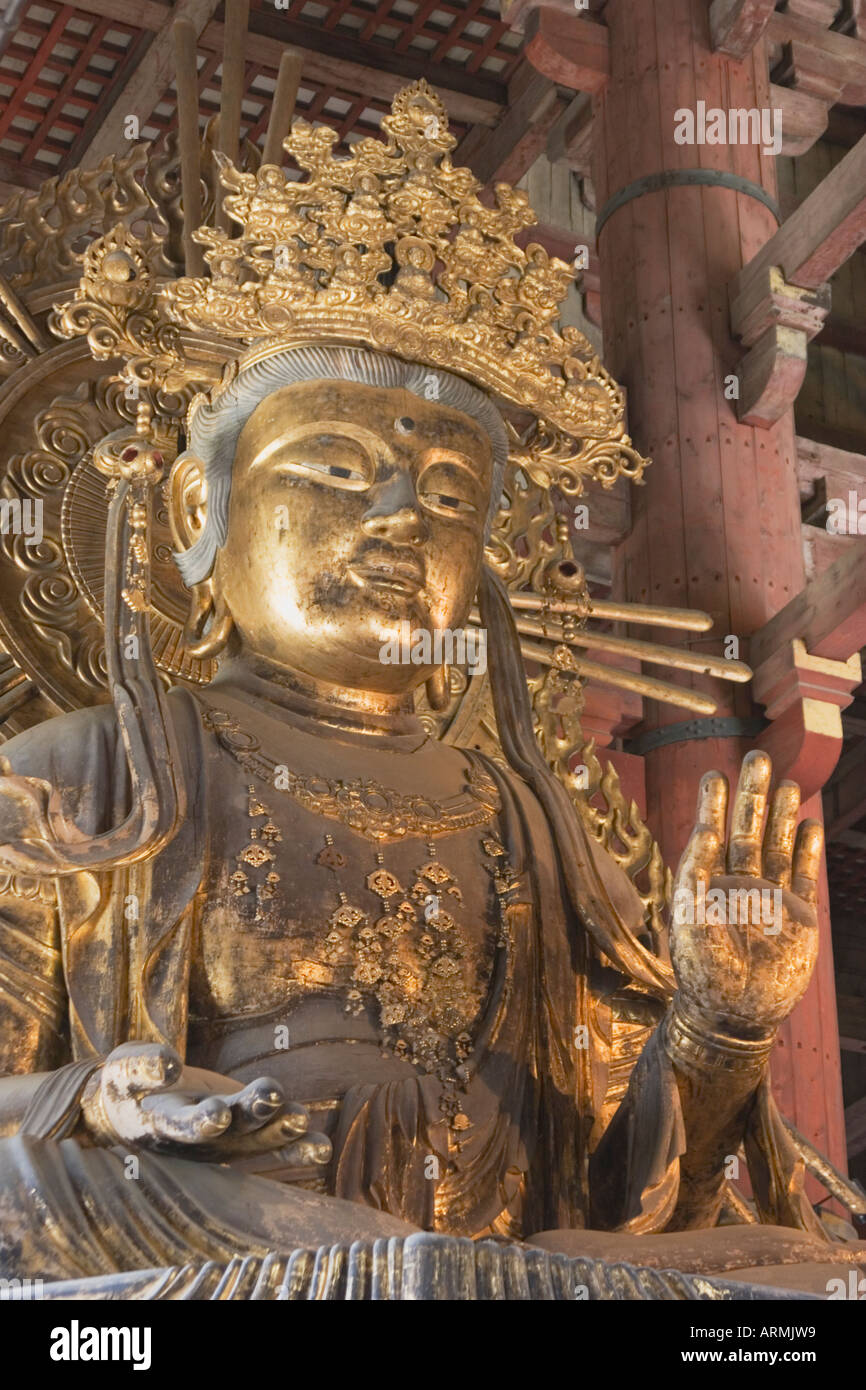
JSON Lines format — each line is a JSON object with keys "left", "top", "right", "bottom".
{"left": 670, "top": 750, "right": 823, "bottom": 1035}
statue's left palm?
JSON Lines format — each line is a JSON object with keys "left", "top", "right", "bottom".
{"left": 670, "top": 750, "right": 823, "bottom": 1035}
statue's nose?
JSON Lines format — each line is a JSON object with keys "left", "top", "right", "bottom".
{"left": 361, "top": 472, "right": 428, "bottom": 545}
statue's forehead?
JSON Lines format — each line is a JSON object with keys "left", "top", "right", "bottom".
{"left": 238, "top": 377, "right": 495, "bottom": 453}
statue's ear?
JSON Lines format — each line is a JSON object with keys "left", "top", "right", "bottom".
{"left": 168, "top": 451, "right": 207, "bottom": 555}
{"left": 168, "top": 452, "right": 234, "bottom": 657}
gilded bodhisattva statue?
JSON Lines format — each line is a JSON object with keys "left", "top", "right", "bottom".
{"left": 0, "top": 82, "right": 861, "bottom": 1295}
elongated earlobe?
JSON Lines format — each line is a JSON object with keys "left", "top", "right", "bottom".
{"left": 425, "top": 663, "right": 450, "bottom": 711}
{"left": 168, "top": 451, "right": 208, "bottom": 553}
{"left": 184, "top": 578, "right": 234, "bottom": 658}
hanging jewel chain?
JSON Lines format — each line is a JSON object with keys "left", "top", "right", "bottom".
{"left": 203, "top": 700, "right": 522, "bottom": 1136}
{"left": 198, "top": 700, "right": 501, "bottom": 843}
{"left": 313, "top": 828, "right": 519, "bottom": 1134}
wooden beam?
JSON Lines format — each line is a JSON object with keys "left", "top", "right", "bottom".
{"left": 454, "top": 64, "right": 564, "bottom": 186}
{"left": 499, "top": 0, "right": 606, "bottom": 29}
{"left": 732, "top": 132, "right": 866, "bottom": 308}
{"left": 731, "top": 266, "right": 830, "bottom": 428}
{"left": 242, "top": 10, "right": 505, "bottom": 126}
{"left": 797, "top": 436, "right": 866, "bottom": 496}
{"left": 70, "top": 0, "right": 169, "bottom": 28}
{"left": 767, "top": 10, "right": 866, "bottom": 106}
{"left": 77, "top": 0, "right": 222, "bottom": 171}
{"left": 785, "top": 0, "right": 845, "bottom": 21}
{"left": 522, "top": 7, "right": 609, "bottom": 93}
{"left": 771, "top": 82, "right": 829, "bottom": 157}
{"left": 546, "top": 92, "right": 593, "bottom": 173}
{"left": 735, "top": 322, "right": 810, "bottom": 428}
{"left": 0, "top": 158, "right": 42, "bottom": 193}
{"left": 197, "top": 18, "right": 503, "bottom": 129}
{"left": 62, "top": 28, "right": 154, "bottom": 173}
{"left": 709, "top": 0, "right": 776, "bottom": 60}
{"left": 70, "top": 0, "right": 505, "bottom": 124}
{"left": 751, "top": 542, "right": 866, "bottom": 668}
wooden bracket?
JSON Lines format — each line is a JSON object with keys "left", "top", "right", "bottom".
{"left": 750, "top": 639, "right": 861, "bottom": 800}
{"left": 768, "top": 10, "right": 866, "bottom": 105}
{"left": 504, "top": 4, "right": 610, "bottom": 93}
{"left": 730, "top": 265, "right": 830, "bottom": 427}
{"left": 749, "top": 549, "right": 866, "bottom": 798}
{"left": 771, "top": 82, "right": 830, "bottom": 156}
{"left": 709, "top": 0, "right": 776, "bottom": 61}
{"left": 730, "top": 130, "right": 866, "bottom": 425}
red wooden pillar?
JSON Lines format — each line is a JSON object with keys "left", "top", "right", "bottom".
{"left": 590, "top": 0, "right": 847, "bottom": 1168}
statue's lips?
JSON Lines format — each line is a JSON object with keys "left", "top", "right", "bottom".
{"left": 347, "top": 557, "right": 425, "bottom": 597}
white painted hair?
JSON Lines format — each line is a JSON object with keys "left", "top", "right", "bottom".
{"left": 174, "top": 344, "right": 509, "bottom": 587}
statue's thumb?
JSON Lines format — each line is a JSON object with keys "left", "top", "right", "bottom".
{"left": 674, "top": 824, "right": 719, "bottom": 900}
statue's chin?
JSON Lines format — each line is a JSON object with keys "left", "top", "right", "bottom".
{"left": 239, "top": 640, "right": 430, "bottom": 704}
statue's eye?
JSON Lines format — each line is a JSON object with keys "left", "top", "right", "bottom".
{"left": 278, "top": 435, "right": 373, "bottom": 490}
{"left": 418, "top": 458, "right": 481, "bottom": 520}
{"left": 301, "top": 459, "right": 367, "bottom": 483}
{"left": 423, "top": 492, "right": 475, "bottom": 515}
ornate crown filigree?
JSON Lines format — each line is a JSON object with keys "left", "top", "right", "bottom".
{"left": 53, "top": 80, "right": 646, "bottom": 496}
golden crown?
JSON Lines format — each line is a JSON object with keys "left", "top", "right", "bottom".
{"left": 53, "top": 80, "right": 646, "bottom": 495}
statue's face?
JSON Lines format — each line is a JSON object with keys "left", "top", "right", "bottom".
{"left": 212, "top": 378, "right": 493, "bottom": 695}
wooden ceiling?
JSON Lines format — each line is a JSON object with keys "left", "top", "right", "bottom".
{"left": 0, "top": 0, "right": 522, "bottom": 186}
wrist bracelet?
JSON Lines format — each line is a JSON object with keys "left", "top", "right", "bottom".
{"left": 665, "top": 999, "right": 776, "bottom": 1078}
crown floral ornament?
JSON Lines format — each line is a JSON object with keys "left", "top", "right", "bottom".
{"left": 53, "top": 80, "right": 646, "bottom": 496}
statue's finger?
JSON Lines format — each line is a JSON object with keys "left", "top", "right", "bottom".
{"left": 727, "top": 750, "right": 772, "bottom": 877}
{"left": 762, "top": 781, "right": 800, "bottom": 887}
{"left": 212, "top": 1112, "right": 321, "bottom": 1158}
{"left": 142, "top": 1092, "right": 232, "bottom": 1144}
{"left": 792, "top": 819, "right": 823, "bottom": 907}
{"left": 279, "top": 1131, "right": 332, "bottom": 1168}
{"left": 695, "top": 771, "right": 728, "bottom": 875}
{"left": 103, "top": 1042, "right": 182, "bottom": 1099}
{"left": 219, "top": 1077, "right": 286, "bottom": 1135}
{"left": 674, "top": 824, "right": 719, "bottom": 904}
{"left": 274, "top": 1099, "right": 310, "bottom": 1136}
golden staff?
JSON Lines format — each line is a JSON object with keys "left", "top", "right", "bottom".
{"left": 497, "top": 634, "right": 720, "bottom": 715}
{"left": 472, "top": 609, "right": 751, "bottom": 684}
{"left": 507, "top": 592, "right": 713, "bottom": 632}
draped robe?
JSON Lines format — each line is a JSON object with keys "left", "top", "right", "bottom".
{"left": 0, "top": 679, "right": 827, "bottom": 1281}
